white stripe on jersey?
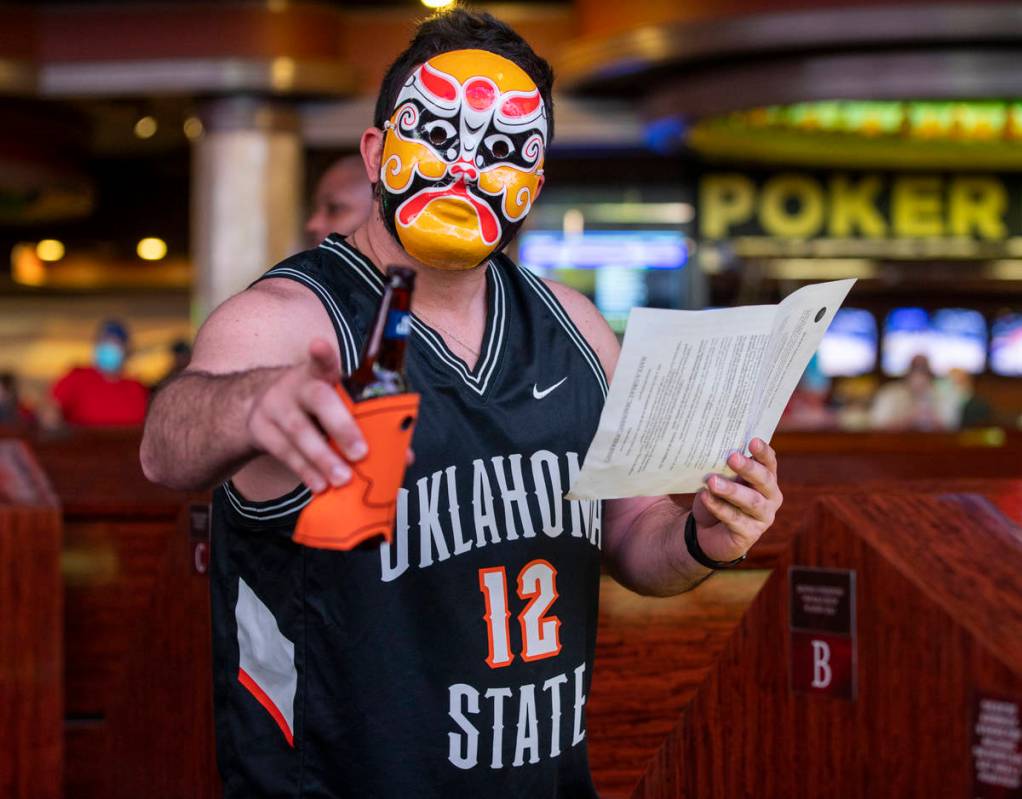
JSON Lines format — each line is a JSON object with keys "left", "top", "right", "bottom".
{"left": 223, "top": 482, "right": 311, "bottom": 520}
{"left": 263, "top": 266, "right": 359, "bottom": 373}
{"left": 318, "top": 237, "right": 508, "bottom": 396}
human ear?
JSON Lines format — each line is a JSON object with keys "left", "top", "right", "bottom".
{"left": 360, "top": 127, "right": 385, "bottom": 184}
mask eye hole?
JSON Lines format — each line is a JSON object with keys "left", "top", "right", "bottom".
{"left": 484, "top": 134, "right": 514, "bottom": 160}
{"left": 424, "top": 120, "right": 456, "bottom": 148}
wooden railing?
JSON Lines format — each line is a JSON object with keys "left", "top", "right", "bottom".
{"left": 3, "top": 428, "right": 1022, "bottom": 798}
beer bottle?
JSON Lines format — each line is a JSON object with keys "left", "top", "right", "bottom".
{"left": 342, "top": 265, "right": 415, "bottom": 401}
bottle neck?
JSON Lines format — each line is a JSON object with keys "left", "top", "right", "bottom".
{"left": 350, "top": 283, "right": 411, "bottom": 384}
{"left": 377, "top": 286, "right": 411, "bottom": 373}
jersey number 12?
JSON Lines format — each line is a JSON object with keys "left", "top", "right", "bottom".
{"left": 478, "top": 560, "right": 561, "bottom": 668}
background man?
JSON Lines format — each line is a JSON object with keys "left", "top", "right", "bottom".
{"left": 304, "top": 154, "right": 374, "bottom": 245}
{"left": 141, "top": 10, "right": 781, "bottom": 797}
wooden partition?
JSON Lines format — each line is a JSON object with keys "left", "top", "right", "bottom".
{"left": 0, "top": 440, "right": 62, "bottom": 799}
{"left": 588, "top": 470, "right": 1022, "bottom": 796}
{"left": 8, "top": 427, "right": 1021, "bottom": 798}
{"left": 745, "top": 429, "right": 1022, "bottom": 567}
{"left": 632, "top": 490, "right": 1022, "bottom": 798}
{"left": 23, "top": 429, "right": 215, "bottom": 799}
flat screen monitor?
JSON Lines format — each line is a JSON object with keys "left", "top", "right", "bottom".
{"left": 817, "top": 308, "right": 877, "bottom": 377}
{"left": 882, "top": 307, "right": 932, "bottom": 376}
{"left": 930, "top": 308, "right": 987, "bottom": 374}
{"left": 519, "top": 230, "right": 687, "bottom": 332}
{"left": 991, "top": 312, "right": 1022, "bottom": 376}
{"left": 518, "top": 230, "right": 687, "bottom": 272}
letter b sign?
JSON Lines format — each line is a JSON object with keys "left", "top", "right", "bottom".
{"left": 791, "top": 632, "right": 853, "bottom": 699}
{"left": 810, "top": 640, "right": 832, "bottom": 688}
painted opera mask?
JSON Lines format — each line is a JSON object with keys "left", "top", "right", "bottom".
{"left": 379, "top": 49, "right": 548, "bottom": 270}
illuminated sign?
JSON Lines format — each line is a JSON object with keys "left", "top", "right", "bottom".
{"left": 519, "top": 230, "right": 687, "bottom": 271}
{"left": 699, "top": 172, "right": 1012, "bottom": 242}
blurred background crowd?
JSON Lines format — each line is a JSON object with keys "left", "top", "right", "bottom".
{"left": 4, "top": 0, "right": 1022, "bottom": 438}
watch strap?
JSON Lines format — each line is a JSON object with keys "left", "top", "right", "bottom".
{"left": 684, "top": 513, "right": 748, "bottom": 570}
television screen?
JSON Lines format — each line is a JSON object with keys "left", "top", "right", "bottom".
{"left": 991, "top": 312, "right": 1022, "bottom": 376}
{"left": 817, "top": 308, "right": 877, "bottom": 377}
{"left": 882, "top": 307, "right": 932, "bottom": 376}
{"left": 518, "top": 230, "right": 687, "bottom": 272}
{"left": 930, "top": 308, "right": 987, "bottom": 374}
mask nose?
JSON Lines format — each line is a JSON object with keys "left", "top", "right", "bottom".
{"left": 449, "top": 160, "right": 479, "bottom": 183}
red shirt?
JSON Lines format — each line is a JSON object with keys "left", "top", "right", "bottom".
{"left": 52, "top": 366, "right": 149, "bottom": 427}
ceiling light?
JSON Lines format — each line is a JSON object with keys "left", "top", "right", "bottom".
{"left": 137, "top": 237, "right": 167, "bottom": 261}
{"left": 134, "top": 115, "right": 158, "bottom": 139}
{"left": 36, "top": 239, "right": 65, "bottom": 262}
{"left": 183, "top": 116, "right": 204, "bottom": 140}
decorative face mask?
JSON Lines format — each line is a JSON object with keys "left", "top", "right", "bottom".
{"left": 379, "top": 49, "right": 547, "bottom": 270}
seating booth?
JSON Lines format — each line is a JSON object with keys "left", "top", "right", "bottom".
{"left": 2, "top": 428, "right": 1020, "bottom": 798}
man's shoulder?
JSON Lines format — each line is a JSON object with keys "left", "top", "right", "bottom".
{"left": 538, "top": 277, "right": 600, "bottom": 323}
{"left": 534, "top": 275, "right": 620, "bottom": 378}
{"left": 190, "top": 255, "right": 338, "bottom": 374}
{"left": 58, "top": 366, "right": 97, "bottom": 386}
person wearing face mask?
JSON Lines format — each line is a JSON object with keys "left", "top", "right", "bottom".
{"left": 51, "top": 319, "right": 149, "bottom": 427}
{"left": 304, "top": 155, "right": 374, "bottom": 246}
{"left": 141, "top": 10, "right": 782, "bottom": 797}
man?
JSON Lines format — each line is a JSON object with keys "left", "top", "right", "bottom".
{"left": 52, "top": 319, "right": 148, "bottom": 426}
{"left": 141, "top": 10, "right": 782, "bottom": 798}
{"left": 304, "top": 154, "right": 374, "bottom": 245}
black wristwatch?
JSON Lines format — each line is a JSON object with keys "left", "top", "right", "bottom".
{"left": 684, "top": 513, "right": 748, "bottom": 570}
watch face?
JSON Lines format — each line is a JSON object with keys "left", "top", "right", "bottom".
{"left": 380, "top": 48, "right": 547, "bottom": 270}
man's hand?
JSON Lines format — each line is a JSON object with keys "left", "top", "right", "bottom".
{"left": 246, "top": 338, "right": 367, "bottom": 494}
{"left": 682, "top": 438, "right": 783, "bottom": 563}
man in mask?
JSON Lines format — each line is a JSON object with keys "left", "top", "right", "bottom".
{"left": 51, "top": 318, "right": 148, "bottom": 427}
{"left": 141, "top": 10, "right": 782, "bottom": 798}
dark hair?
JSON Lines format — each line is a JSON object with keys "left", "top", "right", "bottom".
{"left": 373, "top": 7, "right": 555, "bottom": 142}
{"left": 97, "top": 319, "right": 129, "bottom": 344}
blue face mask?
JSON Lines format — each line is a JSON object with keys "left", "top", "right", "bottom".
{"left": 94, "top": 341, "right": 125, "bottom": 374}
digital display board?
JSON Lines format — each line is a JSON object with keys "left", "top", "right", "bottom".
{"left": 818, "top": 308, "right": 877, "bottom": 377}
{"left": 518, "top": 230, "right": 687, "bottom": 272}
{"left": 991, "top": 313, "right": 1022, "bottom": 376}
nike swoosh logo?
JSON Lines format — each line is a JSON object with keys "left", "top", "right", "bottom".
{"left": 533, "top": 377, "right": 567, "bottom": 400}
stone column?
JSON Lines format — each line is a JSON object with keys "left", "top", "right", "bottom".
{"left": 191, "top": 97, "right": 303, "bottom": 322}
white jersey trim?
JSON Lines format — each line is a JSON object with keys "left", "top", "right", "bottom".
{"left": 319, "top": 236, "right": 508, "bottom": 397}
{"left": 223, "top": 481, "right": 312, "bottom": 521}
{"left": 262, "top": 265, "right": 359, "bottom": 373}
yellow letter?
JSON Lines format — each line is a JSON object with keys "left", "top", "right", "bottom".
{"left": 892, "top": 176, "right": 943, "bottom": 237}
{"left": 699, "top": 174, "right": 755, "bottom": 239}
{"left": 948, "top": 176, "right": 1007, "bottom": 240}
{"left": 828, "top": 174, "right": 886, "bottom": 238}
{"left": 759, "top": 174, "right": 824, "bottom": 239}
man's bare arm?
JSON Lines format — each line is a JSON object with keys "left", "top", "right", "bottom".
{"left": 140, "top": 281, "right": 367, "bottom": 493}
{"left": 142, "top": 365, "right": 282, "bottom": 491}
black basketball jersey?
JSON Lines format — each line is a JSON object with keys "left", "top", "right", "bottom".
{"left": 210, "top": 234, "right": 608, "bottom": 798}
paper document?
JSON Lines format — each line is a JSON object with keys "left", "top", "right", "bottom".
{"left": 566, "top": 279, "right": 856, "bottom": 500}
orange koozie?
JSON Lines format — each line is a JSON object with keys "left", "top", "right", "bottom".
{"left": 293, "top": 388, "right": 420, "bottom": 550}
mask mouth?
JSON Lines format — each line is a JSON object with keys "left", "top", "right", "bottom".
{"left": 397, "top": 181, "right": 500, "bottom": 246}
